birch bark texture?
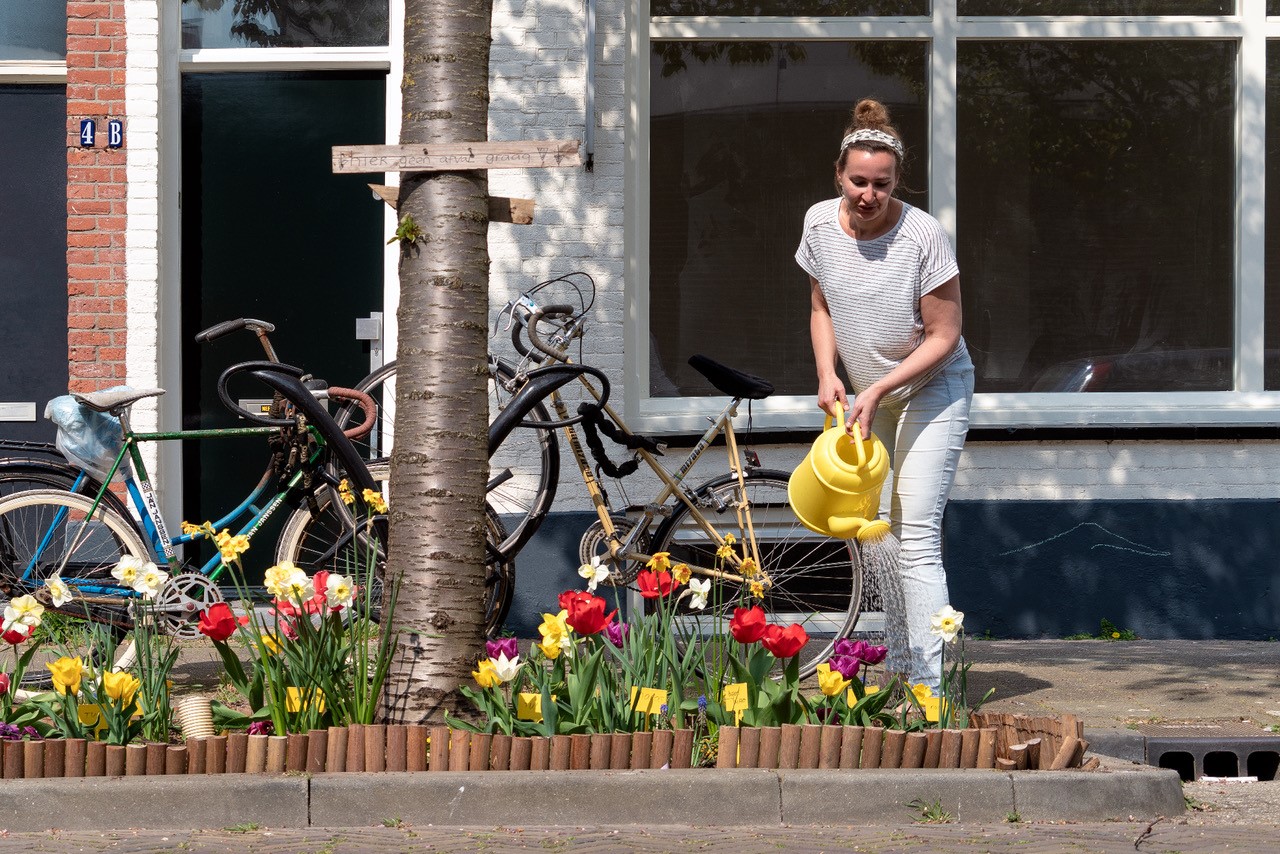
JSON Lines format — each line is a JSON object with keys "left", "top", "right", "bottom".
{"left": 383, "top": 0, "right": 494, "bottom": 723}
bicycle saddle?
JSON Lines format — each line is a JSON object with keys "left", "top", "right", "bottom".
{"left": 73, "top": 386, "right": 166, "bottom": 413}
{"left": 688, "top": 354, "right": 774, "bottom": 400}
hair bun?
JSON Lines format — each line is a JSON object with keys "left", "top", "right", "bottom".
{"left": 854, "top": 98, "right": 892, "bottom": 130}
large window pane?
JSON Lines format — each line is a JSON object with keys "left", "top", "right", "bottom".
{"left": 1265, "top": 41, "right": 1280, "bottom": 389}
{"left": 960, "top": 1, "right": 1230, "bottom": 12}
{"left": 180, "top": 1, "right": 388, "bottom": 49}
{"left": 0, "top": 1, "right": 66, "bottom": 60}
{"left": 958, "top": 41, "right": 1235, "bottom": 393}
{"left": 652, "top": 2, "right": 928, "bottom": 14}
{"left": 649, "top": 41, "right": 927, "bottom": 397}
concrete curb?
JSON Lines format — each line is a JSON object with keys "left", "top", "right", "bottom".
{"left": 0, "top": 762, "right": 1183, "bottom": 831}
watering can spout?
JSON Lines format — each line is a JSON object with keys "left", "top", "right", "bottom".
{"left": 825, "top": 515, "right": 870, "bottom": 539}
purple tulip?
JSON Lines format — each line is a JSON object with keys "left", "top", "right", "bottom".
{"left": 486, "top": 637, "right": 520, "bottom": 661}
{"left": 827, "top": 654, "right": 861, "bottom": 680}
{"left": 247, "top": 720, "right": 275, "bottom": 736}
{"left": 605, "top": 621, "right": 630, "bottom": 648}
{"left": 833, "top": 638, "right": 869, "bottom": 659}
{"left": 859, "top": 644, "right": 888, "bottom": 665}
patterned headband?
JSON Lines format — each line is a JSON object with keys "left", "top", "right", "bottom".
{"left": 840, "top": 128, "right": 904, "bottom": 159}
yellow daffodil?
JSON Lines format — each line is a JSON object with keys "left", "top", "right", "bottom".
{"left": 671, "top": 563, "right": 691, "bottom": 585}
{"left": 816, "top": 662, "right": 851, "bottom": 697}
{"left": 911, "top": 682, "right": 935, "bottom": 703}
{"left": 337, "top": 479, "right": 355, "bottom": 506}
{"left": 749, "top": 580, "right": 765, "bottom": 600}
{"left": 645, "top": 551, "right": 671, "bottom": 572}
{"left": 739, "top": 557, "right": 759, "bottom": 578}
{"left": 715, "top": 542, "right": 735, "bottom": 561}
{"left": 180, "top": 520, "right": 216, "bottom": 539}
{"left": 263, "top": 562, "right": 296, "bottom": 600}
{"left": 102, "top": 670, "right": 141, "bottom": 707}
{"left": 362, "top": 488, "right": 388, "bottom": 514}
{"left": 261, "top": 633, "right": 283, "bottom": 656}
{"left": 929, "top": 605, "right": 964, "bottom": 643}
{"left": 537, "top": 610, "right": 572, "bottom": 660}
{"left": 47, "top": 656, "right": 86, "bottom": 696}
{"left": 472, "top": 658, "right": 500, "bottom": 689}
{"left": 45, "top": 575, "right": 74, "bottom": 608}
{"left": 214, "top": 529, "right": 250, "bottom": 564}
{"left": 3, "top": 593, "right": 45, "bottom": 633}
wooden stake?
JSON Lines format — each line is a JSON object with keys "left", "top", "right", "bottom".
{"left": 428, "top": 726, "right": 448, "bottom": 772}
{"left": 608, "top": 732, "right": 631, "bottom": 769}
{"left": 651, "top": 729, "right": 673, "bottom": 769}
{"left": 64, "top": 738, "right": 86, "bottom": 777}
{"left": 86, "top": 740, "right": 106, "bottom": 776}
{"left": 364, "top": 724, "right": 386, "bottom": 772}
{"left": 738, "top": 726, "right": 761, "bottom": 768}
{"left": 818, "top": 726, "right": 842, "bottom": 769}
{"left": 1081, "top": 756, "right": 1101, "bottom": 771}
{"left": 924, "top": 730, "right": 942, "bottom": 768}
{"left": 530, "top": 736, "right": 550, "bottom": 770}
{"left": 307, "top": 729, "right": 328, "bottom": 774}
{"left": 165, "top": 745, "right": 187, "bottom": 775}
{"left": 996, "top": 757, "right": 1017, "bottom": 771}
{"left": 124, "top": 743, "right": 146, "bottom": 776}
{"left": 839, "top": 726, "right": 863, "bottom": 769}
{"left": 266, "top": 735, "right": 287, "bottom": 773}
{"left": 1024, "top": 737, "right": 1042, "bottom": 770}
{"left": 903, "top": 732, "right": 928, "bottom": 768}
{"left": 406, "top": 726, "right": 426, "bottom": 772}
{"left": 1049, "top": 737, "right": 1080, "bottom": 770}
{"left": 509, "top": 737, "right": 532, "bottom": 771}
{"left": 629, "top": 731, "right": 652, "bottom": 769}
{"left": 671, "top": 730, "right": 694, "bottom": 769}
{"left": 246, "top": 734, "right": 268, "bottom": 774}
{"left": 206, "top": 735, "right": 228, "bottom": 774}
{"left": 469, "top": 733, "right": 492, "bottom": 772}
{"left": 549, "top": 735, "right": 571, "bottom": 771}
{"left": 778, "top": 724, "right": 802, "bottom": 770}
{"left": 448, "top": 729, "right": 471, "bottom": 771}
{"left": 960, "top": 727, "right": 980, "bottom": 768}
{"left": 798, "top": 725, "right": 822, "bottom": 769}
{"left": 977, "top": 728, "right": 998, "bottom": 769}
{"left": 881, "top": 729, "right": 907, "bottom": 769}
{"left": 185, "top": 738, "right": 205, "bottom": 775}
{"left": 1009, "top": 743, "right": 1028, "bottom": 771}
{"left": 491, "top": 734, "right": 513, "bottom": 771}
{"left": 23, "top": 740, "right": 44, "bottom": 779}
{"left": 589, "top": 734, "right": 610, "bottom": 769}
{"left": 386, "top": 725, "right": 407, "bottom": 772}
{"left": 715, "top": 727, "right": 739, "bottom": 769}
{"left": 226, "top": 733, "right": 248, "bottom": 774}
{"left": 940, "top": 730, "right": 964, "bottom": 768}
{"left": 2, "top": 740, "right": 22, "bottom": 778}
{"left": 861, "top": 726, "right": 883, "bottom": 769}
{"left": 106, "top": 745, "right": 127, "bottom": 777}
{"left": 43, "top": 738, "right": 65, "bottom": 778}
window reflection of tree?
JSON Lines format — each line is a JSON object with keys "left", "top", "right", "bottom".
{"left": 183, "top": 0, "right": 388, "bottom": 48}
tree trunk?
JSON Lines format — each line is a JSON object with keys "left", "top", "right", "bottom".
{"left": 382, "top": 0, "right": 493, "bottom": 723}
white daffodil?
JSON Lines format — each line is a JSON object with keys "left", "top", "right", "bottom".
{"left": 112, "top": 554, "right": 142, "bottom": 586}
{"left": 491, "top": 652, "right": 521, "bottom": 683}
{"left": 2, "top": 594, "right": 45, "bottom": 633}
{"left": 577, "top": 556, "right": 610, "bottom": 592}
{"left": 133, "top": 563, "right": 169, "bottom": 599}
{"left": 325, "top": 573, "right": 355, "bottom": 610}
{"left": 263, "top": 563, "right": 295, "bottom": 600}
{"left": 688, "top": 578, "right": 711, "bottom": 611}
{"left": 929, "top": 604, "right": 965, "bottom": 643}
{"left": 45, "top": 575, "right": 74, "bottom": 608}
{"left": 282, "top": 566, "right": 312, "bottom": 603}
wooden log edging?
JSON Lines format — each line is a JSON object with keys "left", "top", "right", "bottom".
{"left": 0, "top": 715, "right": 1088, "bottom": 777}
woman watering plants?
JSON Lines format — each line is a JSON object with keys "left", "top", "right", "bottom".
{"left": 795, "top": 98, "right": 974, "bottom": 691}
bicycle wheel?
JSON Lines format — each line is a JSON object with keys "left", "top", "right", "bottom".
{"left": 0, "top": 490, "right": 146, "bottom": 688}
{"left": 274, "top": 461, "right": 516, "bottom": 636}
{"left": 646, "top": 470, "right": 862, "bottom": 679}
{"left": 0, "top": 457, "right": 134, "bottom": 522}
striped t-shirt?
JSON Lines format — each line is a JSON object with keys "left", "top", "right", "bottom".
{"left": 795, "top": 198, "right": 968, "bottom": 404}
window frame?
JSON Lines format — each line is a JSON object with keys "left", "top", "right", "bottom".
{"left": 628, "top": 0, "right": 1280, "bottom": 431}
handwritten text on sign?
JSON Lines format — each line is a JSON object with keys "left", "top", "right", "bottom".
{"left": 331, "top": 140, "right": 581, "bottom": 174}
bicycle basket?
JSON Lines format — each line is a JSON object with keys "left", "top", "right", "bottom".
{"left": 43, "top": 394, "right": 132, "bottom": 483}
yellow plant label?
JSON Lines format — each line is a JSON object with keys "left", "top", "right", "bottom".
{"left": 921, "top": 697, "right": 948, "bottom": 722}
{"left": 285, "top": 687, "right": 326, "bottom": 713}
{"left": 517, "top": 692, "right": 544, "bottom": 722}
{"left": 629, "top": 686, "right": 668, "bottom": 716}
{"left": 721, "top": 683, "right": 749, "bottom": 713}
{"left": 77, "top": 704, "right": 108, "bottom": 737}
{"left": 847, "top": 684, "right": 880, "bottom": 705}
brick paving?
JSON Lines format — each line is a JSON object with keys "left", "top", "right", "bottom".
{"left": 1, "top": 821, "right": 1277, "bottom": 853}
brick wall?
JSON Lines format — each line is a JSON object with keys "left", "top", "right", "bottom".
{"left": 66, "top": 0, "right": 128, "bottom": 394}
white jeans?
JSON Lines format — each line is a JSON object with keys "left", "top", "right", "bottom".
{"left": 867, "top": 356, "right": 974, "bottom": 690}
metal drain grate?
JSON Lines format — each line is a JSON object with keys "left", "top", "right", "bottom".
{"left": 1137, "top": 722, "right": 1280, "bottom": 782}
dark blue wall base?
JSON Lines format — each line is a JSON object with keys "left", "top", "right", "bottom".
{"left": 501, "top": 501, "right": 1280, "bottom": 641}
{"left": 944, "top": 499, "right": 1280, "bottom": 640}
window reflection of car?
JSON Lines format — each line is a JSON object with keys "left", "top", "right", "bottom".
{"left": 1029, "top": 349, "right": 1280, "bottom": 392}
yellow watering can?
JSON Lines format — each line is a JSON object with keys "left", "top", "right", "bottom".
{"left": 787, "top": 402, "right": 890, "bottom": 539}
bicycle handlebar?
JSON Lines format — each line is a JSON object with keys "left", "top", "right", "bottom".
{"left": 326, "top": 387, "right": 378, "bottom": 441}
{"left": 195, "top": 317, "right": 277, "bottom": 343}
{"left": 525, "top": 304, "right": 578, "bottom": 362}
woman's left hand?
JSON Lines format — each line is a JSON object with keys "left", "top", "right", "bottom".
{"left": 848, "top": 385, "right": 884, "bottom": 440}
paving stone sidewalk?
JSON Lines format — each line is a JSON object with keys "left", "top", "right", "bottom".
{"left": 1, "top": 821, "right": 1277, "bottom": 853}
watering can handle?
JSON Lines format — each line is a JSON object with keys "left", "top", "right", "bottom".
{"left": 822, "top": 402, "right": 870, "bottom": 467}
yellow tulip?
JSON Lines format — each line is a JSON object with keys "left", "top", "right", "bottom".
{"left": 261, "top": 633, "right": 283, "bottom": 655}
{"left": 537, "top": 610, "right": 572, "bottom": 660}
{"left": 47, "top": 656, "right": 85, "bottom": 696}
{"left": 102, "top": 670, "right": 141, "bottom": 707}
{"left": 816, "top": 662, "right": 850, "bottom": 698}
{"left": 472, "top": 658, "right": 500, "bottom": 689}
{"left": 911, "top": 682, "right": 935, "bottom": 703}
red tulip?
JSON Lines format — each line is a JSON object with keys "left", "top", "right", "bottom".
{"left": 1, "top": 626, "right": 29, "bottom": 646}
{"left": 564, "top": 593, "right": 616, "bottom": 636}
{"left": 636, "top": 569, "right": 673, "bottom": 599}
{"left": 761, "top": 623, "right": 809, "bottom": 659}
{"left": 197, "top": 602, "right": 239, "bottom": 642}
{"left": 559, "top": 589, "right": 593, "bottom": 613}
{"left": 729, "top": 605, "right": 767, "bottom": 644}
{"left": 0, "top": 673, "right": 9, "bottom": 695}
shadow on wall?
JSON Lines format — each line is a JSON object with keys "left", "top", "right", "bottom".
{"left": 944, "top": 500, "right": 1280, "bottom": 640}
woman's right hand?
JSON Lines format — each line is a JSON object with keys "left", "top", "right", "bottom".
{"left": 818, "top": 379, "right": 848, "bottom": 421}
